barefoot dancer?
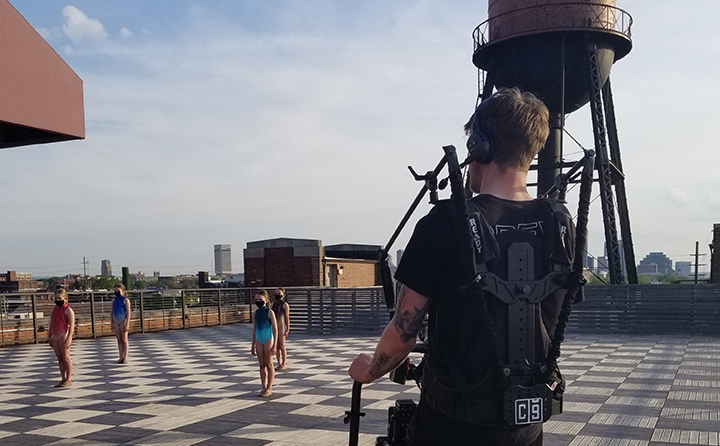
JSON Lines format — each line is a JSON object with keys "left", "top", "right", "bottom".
{"left": 111, "top": 284, "right": 131, "bottom": 364}
{"left": 251, "top": 290, "right": 277, "bottom": 397}
{"left": 48, "top": 289, "right": 74, "bottom": 387}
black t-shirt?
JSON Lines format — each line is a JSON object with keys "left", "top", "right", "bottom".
{"left": 395, "top": 194, "right": 576, "bottom": 445}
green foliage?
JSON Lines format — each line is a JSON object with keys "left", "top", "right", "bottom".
{"left": 179, "top": 277, "right": 198, "bottom": 289}
{"left": 46, "top": 277, "right": 62, "bottom": 289}
{"left": 131, "top": 281, "right": 148, "bottom": 290}
{"left": 588, "top": 272, "right": 685, "bottom": 285}
{"left": 158, "top": 277, "right": 176, "bottom": 289}
{"left": 90, "top": 275, "right": 119, "bottom": 290}
{"left": 656, "top": 272, "right": 682, "bottom": 284}
{"left": 72, "top": 280, "right": 85, "bottom": 291}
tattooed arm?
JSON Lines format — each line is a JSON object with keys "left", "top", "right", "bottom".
{"left": 349, "top": 284, "right": 430, "bottom": 383}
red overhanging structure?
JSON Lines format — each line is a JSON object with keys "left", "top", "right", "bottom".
{"left": 0, "top": 0, "right": 84, "bottom": 149}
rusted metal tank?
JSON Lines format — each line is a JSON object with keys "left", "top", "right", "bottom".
{"left": 473, "top": 0, "right": 632, "bottom": 113}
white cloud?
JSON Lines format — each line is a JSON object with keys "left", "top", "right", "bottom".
{"left": 37, "top": 27, "right": 57, "bottom": 41}
{"left": 665, "top": 188, "right": 689, "bottom": 206}
{"left": 119, "top": 27, "right": 133, "bottom": 38}
{"left": 61, "top": 5, "right": 108, "bottom": 42}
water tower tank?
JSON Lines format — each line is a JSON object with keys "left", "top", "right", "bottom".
{"left": 473, "top": 0, "right": 632, "bottom": 113}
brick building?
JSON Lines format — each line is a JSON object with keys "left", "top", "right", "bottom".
{"left": 243, "top": 238, "right": 382, "bottom": 288}
{"left": 0, "top": 271, "right": 43, "bottom": 293}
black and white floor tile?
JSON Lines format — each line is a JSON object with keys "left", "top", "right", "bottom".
{"left": 1, "top": 325, "right": 719, "bottom": 445}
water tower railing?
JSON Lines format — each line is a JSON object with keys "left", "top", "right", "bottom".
{"left": 473, "top": 3, "right": 632, "bottom": 51}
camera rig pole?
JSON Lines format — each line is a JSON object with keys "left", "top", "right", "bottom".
{"left": 345, "top": 381, "right": 365, "bottom": 446}
{"left": 377, "top": 157, "right": 449, "bottom": 316}
{"left": 347, "top": 151, "right": 454, "bottom": 446}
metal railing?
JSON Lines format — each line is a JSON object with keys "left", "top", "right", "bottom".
{"left": 4, "top": 284, "right": 719, "bottom": 346}
{"left": 0, "top": 288, "right": 254, "bottom": 346}
{"left": 473, "top": 3, "right": 633, "bottom": 50}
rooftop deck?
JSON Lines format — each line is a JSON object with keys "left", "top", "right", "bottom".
{"left": 1, "top": 324, "right": 719, "bottom": 445}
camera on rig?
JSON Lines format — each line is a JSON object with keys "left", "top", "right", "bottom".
{"left": 375, "top": 348, "right": 427, "bottom": 446}
{"left": 376, "top": 399, "right": 417, "bottom": 446}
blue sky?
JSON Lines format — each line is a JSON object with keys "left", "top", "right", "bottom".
{"left": 2, "top": 1, "right": 720, "bottom": 277}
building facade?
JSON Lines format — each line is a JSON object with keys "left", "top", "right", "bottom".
{"left": 0, "top": 271, "right": 43, "bottom": 292}
{"left": 243, "top": 238, "right": 382, "bottom": 288}
{"left": 214, "top": 244, "right": 232, "bottom": 275}
{"left": 675, "top": 261, "right": 691, "bottom": 278}
{"left": 101, "top": 259, "right": 112, "bottom": 277}
{"left": 637, "top": 252, "right": 673, "bottom": 275}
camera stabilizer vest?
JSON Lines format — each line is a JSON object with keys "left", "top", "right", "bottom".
{"left": 421, "top": 197, "right": 578, "bottom": 427}
{"left": 473, "top": 198, "right": 573, "bottom": 426}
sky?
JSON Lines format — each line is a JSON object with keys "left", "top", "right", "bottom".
{"left": 2, "top": 0, "right": 719, "bottom": 278}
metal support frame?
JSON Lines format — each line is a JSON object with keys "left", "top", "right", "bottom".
{"left": 602, "top": 78, "right": 638, "bottom": 284}
{"left": 139, "top": 292, "right": 145, "bottom": 333}
{"left": 181, "top": 291, "right": 187, "bottom": 329}
{"left": 31, "top": 295, "right": 38, "bottom": 344}
{"left": 90, "top": 293, "right": 96, "bottom": 338}
{"left": 587, "top": 41, "right": 625, "bottom": 284}
{"left": 217, "top": 289, "right": 222, "bottom": 325}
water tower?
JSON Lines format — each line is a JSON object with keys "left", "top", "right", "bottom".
{"left": 472, "top": 0, "right": 636, "bottom": 284}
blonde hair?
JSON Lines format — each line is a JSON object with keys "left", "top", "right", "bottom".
{"left": 54, "top": 289, "right": 68, "bottom": 301}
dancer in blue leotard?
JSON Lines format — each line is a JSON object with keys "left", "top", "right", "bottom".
{"left": 111, "top": 284, "right": 131, "bottom": 364}
{"left": 251, "top": 290, "right": 277, "bottom": 397}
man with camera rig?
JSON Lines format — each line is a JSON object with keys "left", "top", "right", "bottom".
{"left": 349, "top": 87, "right": 576, "bottom": 445}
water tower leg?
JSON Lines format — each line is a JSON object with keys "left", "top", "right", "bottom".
{"left": 537, "top": 112, "right": 563, "bottom": 198}
{"left": 587, "top": 41, "right": 624, "bottom": 284}
{"left": 602, "top": 78, "right": 638, "bottom": 284}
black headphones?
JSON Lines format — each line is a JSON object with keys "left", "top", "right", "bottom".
{"left": 465, "top": 106, "right": 494, "bottom": 164}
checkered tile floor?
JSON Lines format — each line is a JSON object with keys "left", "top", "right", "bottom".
{"left": 0, "top": 326, "right": 719, "bottom": 445}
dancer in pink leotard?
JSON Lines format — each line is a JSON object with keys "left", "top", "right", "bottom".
{"left": 48, "top": 289, "right": 75, "bottom": 387}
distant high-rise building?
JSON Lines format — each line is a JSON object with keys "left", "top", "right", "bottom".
{"left": 675, "top": 261, "right": 691, "bottom": 278}
{"left": 396, "top": 249, "right": 404, "bottom": 267}
{"left": 596, "top": 256, "right": 608, "bottom": 274}
{"left": 585, "top": 254, "right": 595, "bottom": 271}
{"left": 637, "top": 252, "right": 673, "bottom": 275}
{"left": 101, "top": 259, "right": 112, "bottom": 277}
{"left": 214, "top": 244, "right": 232, "bottom": 275}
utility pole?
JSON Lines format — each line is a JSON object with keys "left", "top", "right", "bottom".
{"left": 694, "top": 241, "right": 699, "bottom": 285}
{"left": 690, "top": 241, "right": 707, "bottom": 284}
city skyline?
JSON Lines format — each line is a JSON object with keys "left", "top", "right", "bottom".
{"left": 1, "top": 1, "right": 719, "bottom": 277}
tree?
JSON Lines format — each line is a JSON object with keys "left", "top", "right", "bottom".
{"left": 179, "top": 277, "right": 198, "bottom": 290}
{"left": 158, "top": 277, "right": 175, "bottom": 289}
{"left": 46, "top": 277, "right": 62, "bottom": 290}
{"left": 90, "top": 275, "right": 119, "bottom": 290}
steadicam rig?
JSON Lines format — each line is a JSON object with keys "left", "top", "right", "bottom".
{"left": 347, "top": 145, "right": 595, "bottom": 446}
